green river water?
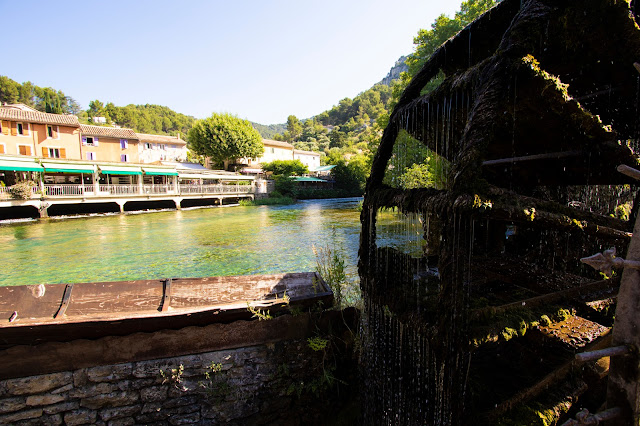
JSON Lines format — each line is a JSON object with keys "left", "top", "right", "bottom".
{"left": 0, "top": 198, "right": 363, "bottom": 287}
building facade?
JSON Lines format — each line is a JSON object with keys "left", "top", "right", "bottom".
{"left": 0, "top": 104, "right": 81, "bottom": 160}
{"left": 293, "top": 149, "right": 320, "bottom": 171}
{"left": 79, "top": 124, "right": 140, "bottom": 163}
{"left": 137, "top": 133, "right": 188, "bottom": 163}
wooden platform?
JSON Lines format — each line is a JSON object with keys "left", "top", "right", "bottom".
{"left": 0, "top": 272, "right": 332, "bottom": 349}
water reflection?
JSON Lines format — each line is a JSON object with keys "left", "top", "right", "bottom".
{"left": 0, "top": 198, "right": 362, "bottom": 286}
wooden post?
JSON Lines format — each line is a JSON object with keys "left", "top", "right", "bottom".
{"left": 606, "top": 167, "right": 640, "bottom": 425}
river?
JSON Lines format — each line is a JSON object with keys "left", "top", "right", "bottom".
{"left": 0, "top": 198, "right": 363, "bottom": 288}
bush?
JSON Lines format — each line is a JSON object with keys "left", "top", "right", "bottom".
{"left": 9, "top": 181, "right": 36, "bottom": 200}
{"left": 239, "top": 197, "right": 295, "bottom": 206}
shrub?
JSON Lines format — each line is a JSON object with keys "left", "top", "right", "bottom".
{"left": 9, "top": 181, "right": 36, "bottom": 200}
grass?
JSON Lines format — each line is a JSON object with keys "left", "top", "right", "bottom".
{"left": 239, "top": 196, "right": 295, "bottom": 206}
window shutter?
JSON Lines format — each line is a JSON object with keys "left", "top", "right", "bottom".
{"left": 82, "top": 137, "right": 87, "bottom": 145}
{"left": 60, "top": 148, "right": 66, "bottom": 159}
{"left": 23, "top": 124, "right": 29, "bottom": 136}
{"left": 1, "top": 121, "right": 8, "bottom": 135}
{"left": 26, "top": 146, "right": 32, "bottom": 156}
{"left": 94, "top": 138, "right": 99, "bottom": 146}
{"left": 11, "top": 124, "right": 17, "bottom": 136}
{"left": 0, "top": 145, "right": 4, "bottom": 154}
{"left": 53, "top": 126, "right": 58, "bottom": 139}
{"left": 42, "top": 147, "right": 49, "bottom": 157}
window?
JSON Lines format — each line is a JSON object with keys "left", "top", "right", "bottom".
{"left": 82, "top": 137, "right": 96, "bottom": 146}
{"left": 44, "top": 147, "right": 65, "bottom": 159}
{"left": 270, "top": 148, "right": 275, "bottom": 154}
{"left": 18, "top": 145, "right": 32, "bottom": 156}
{"left": 87, "top": 152, "right": 96, "bottom": 161}
{"left": 145, "top": 143, "right": 152, "bottom": 149}
{"left": 121, "top": 154, "right": 129, "bottom": 162}
{"left": 120, "top": 139, "right": 128, "bottom": 149}
{"left": 17, "top": 123, "right": 24, "bottom": 135}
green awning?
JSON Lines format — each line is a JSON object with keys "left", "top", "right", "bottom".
{"left": 312, "top": 165, "right": 336, "bottom": 172}
{"left": 0, "top": 159, "right": 44, "bottom": 172}
{"left": 99, "top": 165, "right": 143, "bottom": 175}
{"left": 293, "top": 176, "right": 327, "bottom": 182}
{"left": 143, "top": 167, "right": 179, "bottom": 176}
{"left": 42, "top": 162, "right": 95, "bottom": 174}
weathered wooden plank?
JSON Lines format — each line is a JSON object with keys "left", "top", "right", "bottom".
{"left": 0, "top": 272, "right": 333, "bottom": 348}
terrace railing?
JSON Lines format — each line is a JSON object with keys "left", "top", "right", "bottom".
{"left": 0, "top": 183, "right": 254, "bottom": 199}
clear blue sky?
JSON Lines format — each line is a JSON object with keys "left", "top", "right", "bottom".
{"left": 1, "top": 0, "right": 458, "bottom": 125}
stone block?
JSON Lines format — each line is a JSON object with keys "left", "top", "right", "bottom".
{"left": 107, "top": 417, "right": 135, "bottom": 426}
{"left": 99, "top": 404, "right": 141, "bottom": 421}
{"left": 87, "top": 364, "right": 133, "bottom": 383}
{"left": 15, "top": 413, "right": 62, "bottom": 426}
{"left": 140, "top": 401, "right": 163, "bottom": 414}
{"left": 168, "top": 412, "right": 200, "bottom": 425}
{"left": 129, "top": 378, "right": 157, "bottom": 390}
{"left": 43, "top": 400, "right": 80, "bottom": 415}
{"left": 5, "top": 372, "right": 72, "bottom": 396}
{"left": 133, "top": 358, "right": 183, "bottom": 379}
{"left": 81, "top": 390, "right": 139, "bottom": 410}
{"left": 141, "top": 385, "right": 168, "bottom": 402}
{"left": 25, "top": 393, "right": 66, "bottom": 406}
{"left": 134, "top": 410, "right": 168, "bottom": 423}
{"left": 64, "top": 408, "right": 97, "bottom": 426}
{"left": 50, "top": 383, "right": 73, "bottom": 394}
{"left": 73, "top": 369, "right": 88, "bottom": 387}
{"left": 0, "top": 407, "right": 42, "bottom": 423}
{"left": 0, "top": 396, "right": 26, "bottom": 414}
{"left": 69, "top": 382, "right": 116, "bottom": 399}
{"left": 162, "top": 395, "right": 198, "bottom": 409}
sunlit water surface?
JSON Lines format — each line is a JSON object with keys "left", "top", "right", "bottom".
{"left": 0, "top": 198, "right": 364, "bottom": 286}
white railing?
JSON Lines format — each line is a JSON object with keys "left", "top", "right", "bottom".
{"left": 43, "top": 184, "right": 87, "bottom": 197}
{"left": 179, "top": 184, "right": 251, "bottom": 194}
{"left": 0, "top": 183, "right": 253, "bottom": 199}
{"left": 99, "top": 184, "right": 139, "bottom": 195}
{"left": 143, "top": 185, "right": 175, "bottom": 194}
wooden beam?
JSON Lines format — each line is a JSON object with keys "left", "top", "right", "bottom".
{"left": 482, "top": 150, "right": 583, "bottom": 166}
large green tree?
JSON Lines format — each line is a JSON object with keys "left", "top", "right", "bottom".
{"left": 188, "top": 113, "right": 263, "bottom": 170}
{"left": 262, "top": 159, "right": 308, "bottom": 176}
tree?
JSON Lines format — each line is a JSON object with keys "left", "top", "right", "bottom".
{"left": 188, "top": 113, "right": 263, "bottom": 170}
{"left": 262, "top": 160, "right": 308, "bottom": 176}
{"left": 287, "top": 115, "right": 302, "bottom": 141}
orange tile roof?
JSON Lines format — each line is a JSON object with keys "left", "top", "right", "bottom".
{"left": 80, "top": 124, "right": 138, "bottom": 140}
{"left": 135, "top": 133, "right": 187, "bottom": 145}
{"left": 0, "top": 107, "right": 80, "bottom": 127}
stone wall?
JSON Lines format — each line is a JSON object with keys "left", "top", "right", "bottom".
{"left": 0, "top": 309, "right": 359, "bottom": 425}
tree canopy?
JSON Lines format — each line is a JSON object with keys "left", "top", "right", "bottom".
{"left": 261, "top": 159, "right": 308, "bottom": 177}
{"left": 0, "top": 75, "right": 81, "bottom": 115}
{"left": 188, "top": 113, "right": 264, "bottom": 169}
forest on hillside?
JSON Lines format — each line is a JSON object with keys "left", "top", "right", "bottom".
{"left": 0, "top": 0, "right": 498, "bottom": 193}
{"left": 274, "top": 0, "right": 500, "bottom": 194}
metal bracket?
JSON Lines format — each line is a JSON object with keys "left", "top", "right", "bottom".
{"left": 54, "top": 284, "right": 74, "bottom": 319}
{"left": 580, "top": 247, "right": 640, "bottom": 277}
{"left": 160, "top": 278, "right": 171, "bottom": 312}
